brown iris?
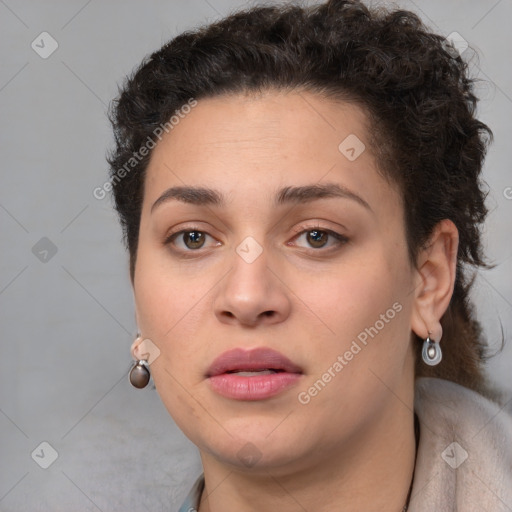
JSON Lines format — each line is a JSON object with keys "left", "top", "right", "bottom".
{"left": 183, "top": 231, "right": 205, "bottom": 249}
{"left": 307, "top": 230, "right": 328, "bottom": 248}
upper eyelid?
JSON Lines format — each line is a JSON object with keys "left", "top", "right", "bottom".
{"left": 290, "top": 223, "right": 345, "bottom": 236}
{"left": 289, "top": 228, "right": 348, "bottom": 247}
{"left": 165, "top": 228, "right": 215, "bottom": 244}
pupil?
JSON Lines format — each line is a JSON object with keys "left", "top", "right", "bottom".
{"left": 185, "top": 231, "right": 205, "bottom": 249}
{"left": 308, "top": 230, "right": 327, "bottom": 248}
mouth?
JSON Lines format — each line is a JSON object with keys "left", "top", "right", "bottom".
{"left": 206, "top": 347, "right": 303, "bottom": 377}
{"left": 206, "top": 347, "right": 303, "bottom": 401}
{"left": 224, "top": 369, "right": 283, "bottom": 376}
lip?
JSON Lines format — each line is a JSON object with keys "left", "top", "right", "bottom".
{"left": 206, "top": 347, "right": 303, "bottom": 401}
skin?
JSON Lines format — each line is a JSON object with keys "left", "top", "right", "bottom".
{"left": 131, "top": 90, "right": 458, "bottom": 512}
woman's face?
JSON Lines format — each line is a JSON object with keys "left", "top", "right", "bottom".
{"left": 133, "top": 90, "right": 419, "bottom": 474}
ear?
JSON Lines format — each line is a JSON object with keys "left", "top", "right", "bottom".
{"left": 130, "top": 294, "right": 144, "bottom": 361}
{"left": 410, "top": 219, "right": 459, "bottom": 342}
{"left": 130, "top": 335, "right": 144, "bottom": 360}
{"left": 133, "top": 290, "right": 141, "bottom": 353}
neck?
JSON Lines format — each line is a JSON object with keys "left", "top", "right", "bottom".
{"left": 197, "top": 400, "right": 417, "bottom": 512}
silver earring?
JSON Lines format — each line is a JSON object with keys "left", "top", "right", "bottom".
{"left": 422, "top": 336, "right": 442, "bottom": 366}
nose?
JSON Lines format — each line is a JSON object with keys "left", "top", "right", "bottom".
{"left": 213, "top": 246, "right": 291, "bottom": 327}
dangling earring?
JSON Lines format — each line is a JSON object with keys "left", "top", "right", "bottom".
{"left": 129, "top": 334, "right": 151, "bottom": 389}
{"left": 422, "top": 335, "right": 442, "bottom": 366}
{"left": 129, "top": 359, "right": 150, "bottom": 388}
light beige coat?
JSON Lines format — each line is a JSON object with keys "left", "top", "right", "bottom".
{"left": 179, "top": 378, "right": 512, "bottom": 511}
{"left": 410, "top": 378, "right": 512, "bottom": 511}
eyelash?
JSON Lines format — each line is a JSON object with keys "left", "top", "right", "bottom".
{"left": 290, "top": 225, "right": 349, "bottom": 252}
{"left": 164, "top": 225, "right": 349, "bottom": 256}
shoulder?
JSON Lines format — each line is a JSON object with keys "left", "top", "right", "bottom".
{"left": 415, "top": 376, "right": 511, "bottom": 432}
{"left": 410, "top": 377, "right": 512, "bottom": 512}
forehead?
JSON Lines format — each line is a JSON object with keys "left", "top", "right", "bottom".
{"left": 149, "top": 90, "right": 368, "bottom": 162}
{"left": 143, "top": 90, "right": 400, "bottom": 213}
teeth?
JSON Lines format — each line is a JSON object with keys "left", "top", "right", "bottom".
{"left": 231, "top": 370, "right": 277, "bottom": 376}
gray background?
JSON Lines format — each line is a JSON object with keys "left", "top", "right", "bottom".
{"left": 0, "top": 0, "right": 511, "bottom": 510}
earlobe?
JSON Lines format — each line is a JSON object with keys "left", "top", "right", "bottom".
{"left": 130, "top": 334, "right": 143, "bottom": 360}
{"left": 410, "top": 219, "right": 459, "bottom": 341}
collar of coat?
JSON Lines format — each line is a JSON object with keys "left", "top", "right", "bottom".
{"left": 410, "top": 377, "right": 512, "bottom": 511}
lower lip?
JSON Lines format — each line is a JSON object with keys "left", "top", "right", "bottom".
{"left": 208, "top": 372, "right": 302, "bottom": 400}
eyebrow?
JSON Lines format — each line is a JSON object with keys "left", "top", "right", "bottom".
{"left": 151, "top": 182, "right": 372, "bottom": 213}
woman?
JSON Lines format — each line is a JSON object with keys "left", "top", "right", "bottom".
{"left": 107, "top": 0, "right": 512, "bottom": 510}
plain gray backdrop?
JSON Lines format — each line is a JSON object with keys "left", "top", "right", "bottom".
{"left": 1, "top": 0, "right": 511, "bottom": 510}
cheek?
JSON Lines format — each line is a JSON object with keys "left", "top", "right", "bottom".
{"left": 290, "top": 245, "right": 413, "bottom": 408}
{"left": 134, "top": 240, "right": 204, "bottom": 333}
{"left": 295, "top": 255, "right": 406, "bottom": 337}
{"left": 133, "top": 241, "right": 224, "bottom": 389}
{"left": 133, "top": 253, "right": 210, "bottom": 424}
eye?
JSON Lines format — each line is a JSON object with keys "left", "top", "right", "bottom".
{"left": 166, "top": 229, "right": 219, "bottom": 251}
{"left": 292, "top": 227, "right": 348, "bottom": 250}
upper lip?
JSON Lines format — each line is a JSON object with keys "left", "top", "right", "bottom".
{"left": 206, "top": 347, "right": 303, "bottom": 377}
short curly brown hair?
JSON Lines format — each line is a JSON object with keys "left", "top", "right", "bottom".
{"left": 107, "top": 0, "right": 494, "bottom": 395}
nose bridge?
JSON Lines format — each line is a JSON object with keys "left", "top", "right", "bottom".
{"left": 214, "top": 236, "right": 291, "bottom": 326}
